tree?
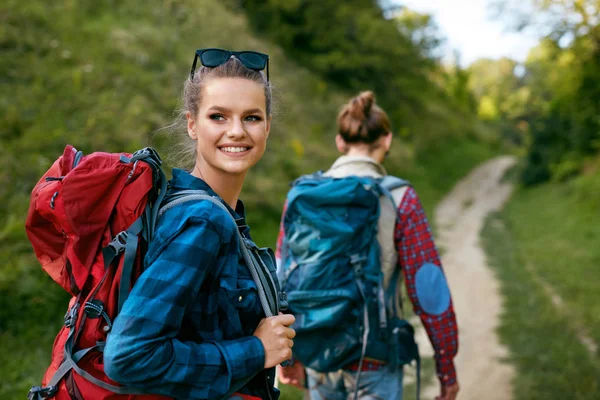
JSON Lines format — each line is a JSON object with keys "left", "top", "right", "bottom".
{"left": 489, "top": 0, "right": 600, "bottom": 184}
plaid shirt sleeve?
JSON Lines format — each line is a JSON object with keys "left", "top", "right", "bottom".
{"left": 395, "top": 187, "right": 459, "bottom": 385}
{"left": 104, "top": 216, "right": 265, "bottom": 400}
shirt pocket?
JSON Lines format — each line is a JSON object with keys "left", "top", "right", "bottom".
{"left": 219, "top": 275, "right": 259, "bottom": 315}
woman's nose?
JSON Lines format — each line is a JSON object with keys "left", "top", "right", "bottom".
{"left": 227, "top": 118, "right": 246, "bottom": 138}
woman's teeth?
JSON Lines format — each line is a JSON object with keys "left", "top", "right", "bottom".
{"left": 221, "top": 147, "right": 249, "bottom": 153}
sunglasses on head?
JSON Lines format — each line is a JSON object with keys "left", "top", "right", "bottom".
{"left": 190, "top": 48, "right": 270, "bottom": 81}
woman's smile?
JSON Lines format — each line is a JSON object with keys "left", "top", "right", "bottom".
{"left": 218, "top": 144, "right": 253, "bottom": 156}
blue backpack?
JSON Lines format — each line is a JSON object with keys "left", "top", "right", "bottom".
{"left": 280, "top": 172, "right": 420, "bottom": 379}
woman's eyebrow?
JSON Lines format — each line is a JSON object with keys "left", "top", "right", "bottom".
{"left": 244, "top": 108, "right": 264, "bottom": 114}
{"left": 207, "top": 106, "right": 231, "bottom": 113}
{"left": 207, "top": 106, "right": 264, "bottom": 115}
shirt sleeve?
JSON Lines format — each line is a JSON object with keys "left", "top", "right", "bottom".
{"left": 395, "top": 187, "right": 459, "bottom": 385}
{"left": 104, "top": 217, "right": 265, "bottom": 400}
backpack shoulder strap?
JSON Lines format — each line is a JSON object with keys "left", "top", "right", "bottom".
{"left": 290, "top": 170, "right": 325, "bottom": 187}
{"left": 378, "top": 175, "right": 410, "bottom": 209}
{"left": 376, "top": 176, "right": 411, "bottom": 317}
{"left": 379, "top": 175, "right": 410, "bottom": 191}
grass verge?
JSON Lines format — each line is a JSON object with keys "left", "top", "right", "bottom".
{"left": 482, "top": 195, "right": 599, "bottom": 399}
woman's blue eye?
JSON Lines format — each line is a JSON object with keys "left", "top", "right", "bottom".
{"left": 245, "top": 115, "right": 262, "bottom": 122}
{"left": 209, "top": 114, "right": 225, "bottom": 121}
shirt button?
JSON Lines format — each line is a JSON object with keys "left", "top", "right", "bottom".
{"left": 444, "top": 375, "right": 449, "bottom": 381}
{"left": 238, "top": 295, "right": 243, "bottom": 302}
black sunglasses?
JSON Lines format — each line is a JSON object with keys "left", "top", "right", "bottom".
{"left": 190, "top": 48, "right": 270, "bottom": 81}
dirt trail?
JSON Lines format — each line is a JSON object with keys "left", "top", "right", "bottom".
{"left": 415, "top": 155, "right": 518, "bottom": 400}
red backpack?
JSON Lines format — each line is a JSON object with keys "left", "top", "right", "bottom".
{"left": 26, "top": 145, "right": 171, "bottom": 400}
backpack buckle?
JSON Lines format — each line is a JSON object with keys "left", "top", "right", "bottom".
{"left": 131, "top": 147, "right": 163, "bottom": 166}
{"left": 28, "top": 385, "right": 57, "bottom": 399}
{"left": 278, "top": 291, "right": 289, "bottom": 312}
{"left": 108, "top": 231, "right": 128, "bottom": 255}
{"left": 64, "top": 303, "right": 80, "bottom": 328}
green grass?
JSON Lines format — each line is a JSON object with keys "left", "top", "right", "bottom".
{"left": 481, "top": 172, "right": 600, "bottom": 399}
{"left": 504, "top": 179, "right": 600, "bottom": 348}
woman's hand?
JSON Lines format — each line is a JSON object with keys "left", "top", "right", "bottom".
{"left": 254, "top": 314, "right": 296, "bottom": 369}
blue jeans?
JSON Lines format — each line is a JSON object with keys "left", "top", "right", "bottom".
{"left": 306, "top": 366, "right": 404, "bottom": 400}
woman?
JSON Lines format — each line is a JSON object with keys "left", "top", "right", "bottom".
{"left": 276, "top": 91, "right": 460, "bottom": 400}
{"left": 104, "top": 49, "right": 295, "bottom": 400}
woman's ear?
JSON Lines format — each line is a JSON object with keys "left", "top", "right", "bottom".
{"left": 186, "top": 111, "right": 197, "bottom": 140}
{"left": 335, "top": 134, "right": 348, "bottom": 154}
{"left": 383, "top": 132, "right": 393, "bottom": 152}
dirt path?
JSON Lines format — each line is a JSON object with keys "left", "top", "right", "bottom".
{"left": 415, "top": 155, "right": 518, "bottom": 400}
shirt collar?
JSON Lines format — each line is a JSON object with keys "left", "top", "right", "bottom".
{"left": 328, "top": 155, "right": 388, "bottom": 175}
{"left": 169, "top": 168, "right": 246, "bottom": 220}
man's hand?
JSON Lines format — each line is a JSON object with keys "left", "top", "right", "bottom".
{"left": 436, "top": 382, "right": 459, "bottom": 400}
{"left": 277, "top": 361, "right": 306, "bottom": 389}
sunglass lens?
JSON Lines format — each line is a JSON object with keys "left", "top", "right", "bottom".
{"left": 238, "top": 52, "right": 267, "bottom": 70}
{"left": 200, "top": 49, "right": 230, "bottom": 67}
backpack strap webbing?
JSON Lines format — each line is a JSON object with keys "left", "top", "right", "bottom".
{"left": 117, "top": 217, "right": 144, "bottom": 314}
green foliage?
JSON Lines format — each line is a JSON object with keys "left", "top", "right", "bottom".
{"left": 237, "top": 0, "right": 430, "bottom": 100}
{"left": 233, "top": 0, "right": 488, "bottom": 154}
{"left": 468, "top": 57, "right": 530, "bottom": 147}
{"left": 519, "top": 30, "right": 600, "bottom": 185}
{"left": 479, "top": 2, "right": 600, "bottom": 185}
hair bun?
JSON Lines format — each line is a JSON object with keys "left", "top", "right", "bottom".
{"left": 337, "top": 90, "right": 389, "bottom": 144}
{"left": 349, "top": 91, "right": 375, "bottom": 121}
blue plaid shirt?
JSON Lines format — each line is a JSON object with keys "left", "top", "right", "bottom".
{"left": 104, "top": 169, "right": 278, "bottom": 400}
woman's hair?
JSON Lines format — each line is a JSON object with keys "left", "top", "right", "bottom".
{"left": 337, "top": 91, "right": 391, "bottom": 144}
{"left": 162, "top": 57, "right": 272, "bottom": 168}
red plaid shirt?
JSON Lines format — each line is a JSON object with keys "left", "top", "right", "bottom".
{"left": 276, "top": 186, "right": 458, "bottom": 385}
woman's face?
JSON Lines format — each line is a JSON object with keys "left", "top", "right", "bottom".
{"left": 187, "top": 77, "right": 271, "bottom": 179}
